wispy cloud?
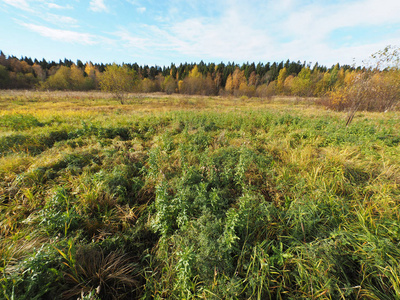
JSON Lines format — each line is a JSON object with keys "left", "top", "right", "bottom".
{"left": 281, "top": 0, "right": 400, "bottom": 41}
{"left": 111, "top": 0, "right": 400, "bottom": 65}
{"left": 2, "top": 0, "right": 32, "bottom": 12}
{"left": 113, "top": 29, "right": 150, "bottom": 50}
{"left": 41, "top": 13, "right": 79, "bottom": 27}
{"left": 137, "top": 7, "right": 146, "bottom": 14}
{"left": 169, "top": 17, "right": 273, "bottom": 60}
{"left": 3, "top": 0, "right": 400, "bottom": 65}
{"left": 115, "top": 4, "right": 275, "bottom": 62}
{"left": 274, "top": 0, "right": 400, "bottom": 64}
{"left": 47, "top": 3, "right": 73, "bottom": 10}
{"left": 126, "top": 1, "right": 146, "bottom": 15}
{"left": 19, "top": 22, "right": 98, "bottom": 45}
{"left": 89, "top": 0, "right": 108, "bottom": 13}
{"left": 3, "top": 0, "right": 74, "bottom": 12}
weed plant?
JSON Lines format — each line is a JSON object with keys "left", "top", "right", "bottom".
{"left": 0, "top": 92, "right": 399, "bottom": 299}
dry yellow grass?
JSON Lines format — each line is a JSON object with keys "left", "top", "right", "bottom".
{"left": 2, "top": 91, "right": 397, "bottom": 125}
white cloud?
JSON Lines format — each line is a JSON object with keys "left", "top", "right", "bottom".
{"left": 47, "top": 3, "right": 73, "bottom": 10}
{"left": 42, "top": 13, "right": 79, "bottom": 27}
{"left": 281, "top": 0, "right": 400, "bottom": 42}
{"left": 3, "top": 0, "right": 74, "bottom": 12}
{"left": 19, "top": 22, "right": 98, "bottom": 45}
{"left": 113, "top": 28, "right": 150, "bottom": 50}
{"left": 167, "top": 6, "right": 276, "bottom": 61}
{"left": 2, "top": 0, "right": 32, "bottom": 11}
{"left": 137, "top": 6, "right": 146, "bottom": 13}
{"left": 113, "top": 3, "right": 276, "bottom": 63}
{"left": 89, "top": 0, "right": 108, "bottom": 12}
{"left": 169, "top": 19, "right": 272, "bottom": 60}
{"left": 6, "top": 0, "right": 400, "bottom": 66}
{"left": 113, "top": 0, "right": 400, "bottom": 65}
{"left": 274, "top": 0, "right": 400, "bottom": 64}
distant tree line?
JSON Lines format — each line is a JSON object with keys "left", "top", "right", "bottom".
{"left": 1, "top": 48, "right": 399, "bottom": 112}
{"left": 0, "top": 50, "right": 357, "bottom": 94}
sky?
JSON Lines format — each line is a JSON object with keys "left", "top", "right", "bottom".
{"left": 1, "top": 0, "right": 400, "bottom": 67}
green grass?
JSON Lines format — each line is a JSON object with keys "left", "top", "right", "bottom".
{"left": 0, "top": 91, "right": 399, "bottom": 299}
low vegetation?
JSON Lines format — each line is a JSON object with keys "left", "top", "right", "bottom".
{"left": 0, "top": 92, "right": 399, "bottom": 299}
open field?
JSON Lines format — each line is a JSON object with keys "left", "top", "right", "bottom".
{"left": 1, "top": 91, "right": 400, "bottom": 299}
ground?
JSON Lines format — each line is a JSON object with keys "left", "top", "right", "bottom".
{"left": 1, "top": 91, "right": 400, "bottom": 299}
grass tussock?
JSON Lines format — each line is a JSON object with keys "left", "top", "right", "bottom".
{"left": 0, "top": 91, "right": 399, "bottom": 299}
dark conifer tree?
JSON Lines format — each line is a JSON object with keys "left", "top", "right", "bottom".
{"left": 77, "top": 60, "right": 84, "bottom": 69}
{"left": 39, "top": 58, "right": 48, "bottom": 70}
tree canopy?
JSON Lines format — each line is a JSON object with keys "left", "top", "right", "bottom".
{"left": 1, "top": 47, "right": 399, "bottom": 111}
{"left": 99, "top": 64, "right": 137, "bottom": 103}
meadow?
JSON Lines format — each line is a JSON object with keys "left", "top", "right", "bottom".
{"left": 1, "top": 91, "right": 400, "bottom": 299}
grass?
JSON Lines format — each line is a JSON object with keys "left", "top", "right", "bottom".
{"left": 0, "top": 90, "right": 399, "bottom": 299}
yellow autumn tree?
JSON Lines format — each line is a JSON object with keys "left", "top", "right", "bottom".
{"left": 179, "top": 65, "right": 202, "bottom": 94}
{"left": 189, "top": 65, "right": 202, "bottom": 78}
{"left": 141, "top": 78, "right": 158, "bottom": 93}
{"left": 99, "top": 64, "right": 137, "bottom": 103}
{"left": 248, "top": 71, "right": 258, "bottom": 86}
{"left": 283, "top": 75, "right": 294, "bottom": 95}
{"left": 314, "top": 72, "right": 331, "bottom": 96}
{"left": 334, "top": 68, "right": 345, "bottom": 89}
{"left": 162, "top": 75, "right": 177, "bottom": 94}
{"left": 232, "top": 68, "right": 246, "bottom": 91}
{"left": 225, "top": 74, "right": 233, "bottom": 95}
{"left": 42, "top": 66, "right": 70, "bottom": 90}
{"left": 291, "top": 67, "right": 312, "bottom": 96}
{"left": 70, "top": 64, "right": 87, "bottom": 90}
{"left": 178, "top": 80, "right": 184, "bottom": 93}
{"left": 85, "top": 62, "right": 99, "bottom": 88}
{"left": 238, "top": 82, "right": 255, "bottom": 97}
{"left": 276, "top": 67, "right": 288, "bottom": 94}
{"left": 179, "top": 65, "right": 216, "bottom": 95}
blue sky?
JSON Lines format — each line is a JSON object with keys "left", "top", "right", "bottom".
{"left": 1, "top": 0, "right": 400, "bottom": 67}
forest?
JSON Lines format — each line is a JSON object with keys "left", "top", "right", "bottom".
{"left": 0, "top": 50, "right": 338, "bottom": 94}
{"left": 1, "top": 48, "right": 400, "bottom": 113}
